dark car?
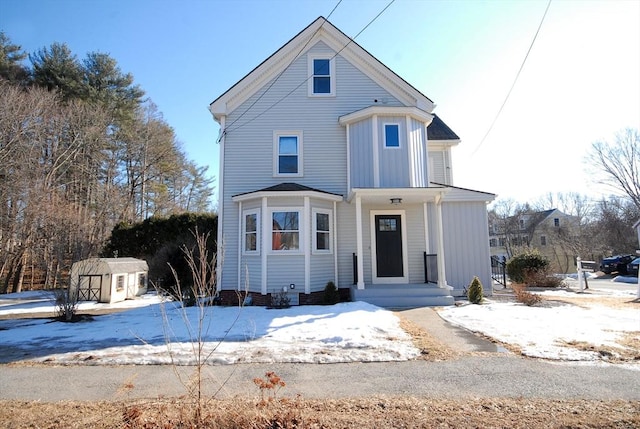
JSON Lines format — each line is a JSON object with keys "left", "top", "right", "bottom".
{"left": 627, "top": 257, "right": 640, "bottom": 277}
{"left": 600, "top": 254, "right": 634, "bottom": 275}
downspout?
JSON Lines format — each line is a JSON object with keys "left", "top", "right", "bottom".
{"left": 215, "top": 118, "right": 225, "bottom": 293}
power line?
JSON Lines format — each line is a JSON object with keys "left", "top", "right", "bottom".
{"left": 218, "top": 0, "right": 343, "bottom": 142}
{"left": 470, "top": 0, "right": 552, "bottom": 156}
{"left": 222, "top": 0, "right": 395, "bottom": 138}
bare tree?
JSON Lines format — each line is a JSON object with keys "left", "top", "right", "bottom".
{"left": 587, "top": 128, "right": 640, "bottom": 210}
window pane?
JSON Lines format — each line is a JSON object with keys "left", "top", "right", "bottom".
{"left": 245, "top": 233, "right": 257, "bottom": 251}
{"left": 316, "top": 213, "right": 329, "bottom": 232}
{"left": 279, "top": 155, "right": 298, "bottom": 174}
{"left": 317, "top": 232, "right": 329, "bottom": 250}
{"left": 313, "top": 76, "right": 330, "bottom": 94}
{"left": 379, "top": 218, "right": 397, "bottom": 231}
{"left": 245, "top": 213, "right": 256, "bottom": 232}
{"left": 385, "top": 124, "right": 399, "bottom": 147}
{"left": 273, "top": 232, "right": 299, "bottom": 250}
{"left": 279, "top": 136, "right": 298, "bottom": 154}
{"left": 273, "top": 211, "right": 298, "bottom": 230}
{"left": 313, "top": 59, "right": 330, "bottom": 75}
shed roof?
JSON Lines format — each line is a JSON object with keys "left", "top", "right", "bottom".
{"left": 76, "top": 257, "right": 148, "bottom": 274}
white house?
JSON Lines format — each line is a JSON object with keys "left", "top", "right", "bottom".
{"left": 69, "top": 258, "right": 148, "bottom": 304}
{"left": 209, "top": 17, "right": 495, "bottom": 307}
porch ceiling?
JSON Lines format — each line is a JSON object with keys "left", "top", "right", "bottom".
{"left": 347, "top": 187, "right": 449, "bottom": 205}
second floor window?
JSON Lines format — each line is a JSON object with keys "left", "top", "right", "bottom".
{"left": 384, "top": 124, "right": 400, "bottom": 148}
{"left": 554, "top": 218, "right": 560, "bottom": 227}
{"left": 308, "top": 55, "right": 335, "bottom": 96}
{"left": 274, "top": 132, "right": 302, "bottom": 176}
{"left": 541, "top": 235, "right": 547, "bottom": 246}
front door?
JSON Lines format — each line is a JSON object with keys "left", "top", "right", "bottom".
{"left": 375, "top": 214, "right": 404, "bottom": 278}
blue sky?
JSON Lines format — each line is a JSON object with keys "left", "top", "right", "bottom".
{"left": 2, "top": 0, "right": 639, "bottom": 207}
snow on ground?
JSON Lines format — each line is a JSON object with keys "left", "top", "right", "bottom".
{"left": 439, "top": 278, "right": 639, "bottom": 364}
{"left": 0, "top": 280, "right": 638, "bottom": 366}
{"left": 0, "top": 293, "right": 418, "bottom": 365}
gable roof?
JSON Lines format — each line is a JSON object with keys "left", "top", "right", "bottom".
{"left": 427, "top": 114, "right": 460, "bottom": 141}
{"left": 209, "top": 16, "right": 436, "bottom": 122}
{"left": 232, "top": 182, "right": 343, "bottom": 202}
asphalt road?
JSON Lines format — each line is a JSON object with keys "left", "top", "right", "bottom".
{"left": 1, "top": 356, "right": 639, "bottom": 402}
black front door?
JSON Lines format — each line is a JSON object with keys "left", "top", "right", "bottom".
{"left": 375, "top": 214, "right": 403, "bottom": 278}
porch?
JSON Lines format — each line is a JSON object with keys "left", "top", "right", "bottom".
{"left": 349, "top": 283, "right": 454, "bottom": 308}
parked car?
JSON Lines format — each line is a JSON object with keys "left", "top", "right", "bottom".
{"left": 627, "top": 257, "right": 640, "bottom": 277}
{"left": 600, "top": 254, "right": 634, "bottom": 275}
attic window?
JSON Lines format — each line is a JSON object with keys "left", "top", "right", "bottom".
{"left": 308, "top": 55, "right": 335, "bottom": 96}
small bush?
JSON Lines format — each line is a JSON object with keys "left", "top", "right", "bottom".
{"left": 467, "top": 277, "right": 484, "bottom": 304}
{"left": 323, "top": 281, "right": 339, "bottom": 305}
{"left": 506, "top": 250, "right": 550, "bottom": 284}
{"left": 54, "top": 288, "right": 79, "bottom": 322}
{"left": 269, "top": 291, "right": 291, "bottom": 309}
{"left": 523, "top": 269, "right": 563, "bottom": 288}
{"left": 512, "top": 284, "right": 542, "bottom": 306}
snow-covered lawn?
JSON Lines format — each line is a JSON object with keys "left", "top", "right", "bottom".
{"left": 439, "top": 278, "right": 639, "bottom": 365}
{"left": 0, "top": 293, "right": 418, "bottom": 365}
{"left": 0, "top": 279, "right": 637, "bottom": 367}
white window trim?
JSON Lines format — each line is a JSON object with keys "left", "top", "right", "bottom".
{"left": 273, "top": 131, "right": 303, "bottom": 177}
{"left": 312, "top": 208, "right": 333, "bottom": 254}
{"left": 269, "top": 208, "right": 303, "bottom": 255}
{"left": 383, "top": 122, "right": 401, "bottom": 149}
{"left": 307, "top": 54, "right": 336, "bottom": 97}
{"left": 242, "top": 208, "right": 260, "bottom": 255}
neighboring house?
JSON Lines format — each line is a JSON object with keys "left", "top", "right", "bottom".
{"left": 489, "top": 208, "right": 579, "bottom": 273}
{"left": 209, "top": 17, "right": 495, "bottom": 307}
{"left": 69, "top": 257, "right": 148, "bottom": 304}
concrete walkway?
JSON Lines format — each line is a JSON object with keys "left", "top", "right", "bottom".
{"left": 397, "top": 306, "right": 502, "bottom": 353}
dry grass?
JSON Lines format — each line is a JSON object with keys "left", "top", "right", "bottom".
{"left": 1, "top": 397, "right": 638, "bottom": 428}
{"left": 397, "top": 316, "right": 459, "bottom": 361}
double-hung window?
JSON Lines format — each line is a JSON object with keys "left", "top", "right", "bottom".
{"left": 384, "top": 123, "right": 400, "bottom": 148}
{"left": 243, "top": 209, "right": 260, "bottom": 254}
{"left": 274, "top": 131, "right": 302, "bottom": 176}
{"left": 313, "top": 209, "right": 332, "bottom": 253}
{"left": 308, "top": 55, "right": 335, "bottom": 96}
{"left": 271, "top": 210, "right": 300, "bottom": 252}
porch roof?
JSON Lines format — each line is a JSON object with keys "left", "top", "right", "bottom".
{"left": 347, "top": 186, "right": 449, "bottom": 205}
{"left": 232, "top": 182, "right": 343, "bottom": 203}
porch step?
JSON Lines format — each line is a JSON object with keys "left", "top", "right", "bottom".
{"left": 350, "top": 284, "right": 455, "bottom": 308}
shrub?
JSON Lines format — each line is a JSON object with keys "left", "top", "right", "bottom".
{"left": 506, "top": 250, "right": 549, "bottom": 284}
{"left": 467, "top": 276, "right": 484, "bottom": 304}
{"left": 512, "top": 284, "right": 542, "bottom": 306}
{"left": 523, "top": 269, "right": 563, "bottom": 288}
{"left": 323, "top": 281, "right": 339, "bottom": 305}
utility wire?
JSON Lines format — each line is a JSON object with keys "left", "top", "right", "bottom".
{"left": 222, "top": 0, "right": 395, "bottom": 138}
{"left": 218, "top": 0, "right": 343, "bottom": 142}
{"left": 470, "top": 0, "right": 552, "bottom": 156}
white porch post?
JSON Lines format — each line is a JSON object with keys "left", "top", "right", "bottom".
{"left": 435, "top": 193, "right": 448, "bottom": 289}
{"left": 261, "top": 196, "right": 268, "bottom": 295}
{"left": 356, "top": 195, "right": 365, "bottom": 289}
{"left": 304, "top": 196, "right": 311, "bottom": 294}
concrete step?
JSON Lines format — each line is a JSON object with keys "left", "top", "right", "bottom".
{"left": 350, "top": 284, "right": 454, "bottom": 308}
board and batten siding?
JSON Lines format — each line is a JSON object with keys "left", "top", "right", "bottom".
{"left": 408, "top": 118, "right": 428, "bottom": 187}
{"left": 378, "top": 116, "right": 409, "bottom": 188}
{"left": 441, "top": 201, "right": 492, "bottom": 293}
{"left": 219, "top": 41, "right": 405, "bottom": 293}
{"left": 349, "top": 120, "right": 374, "bottom": 188}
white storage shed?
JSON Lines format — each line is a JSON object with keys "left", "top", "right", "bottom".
{"left": 69, "top": 257, "right": 148, "bottom": 303}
